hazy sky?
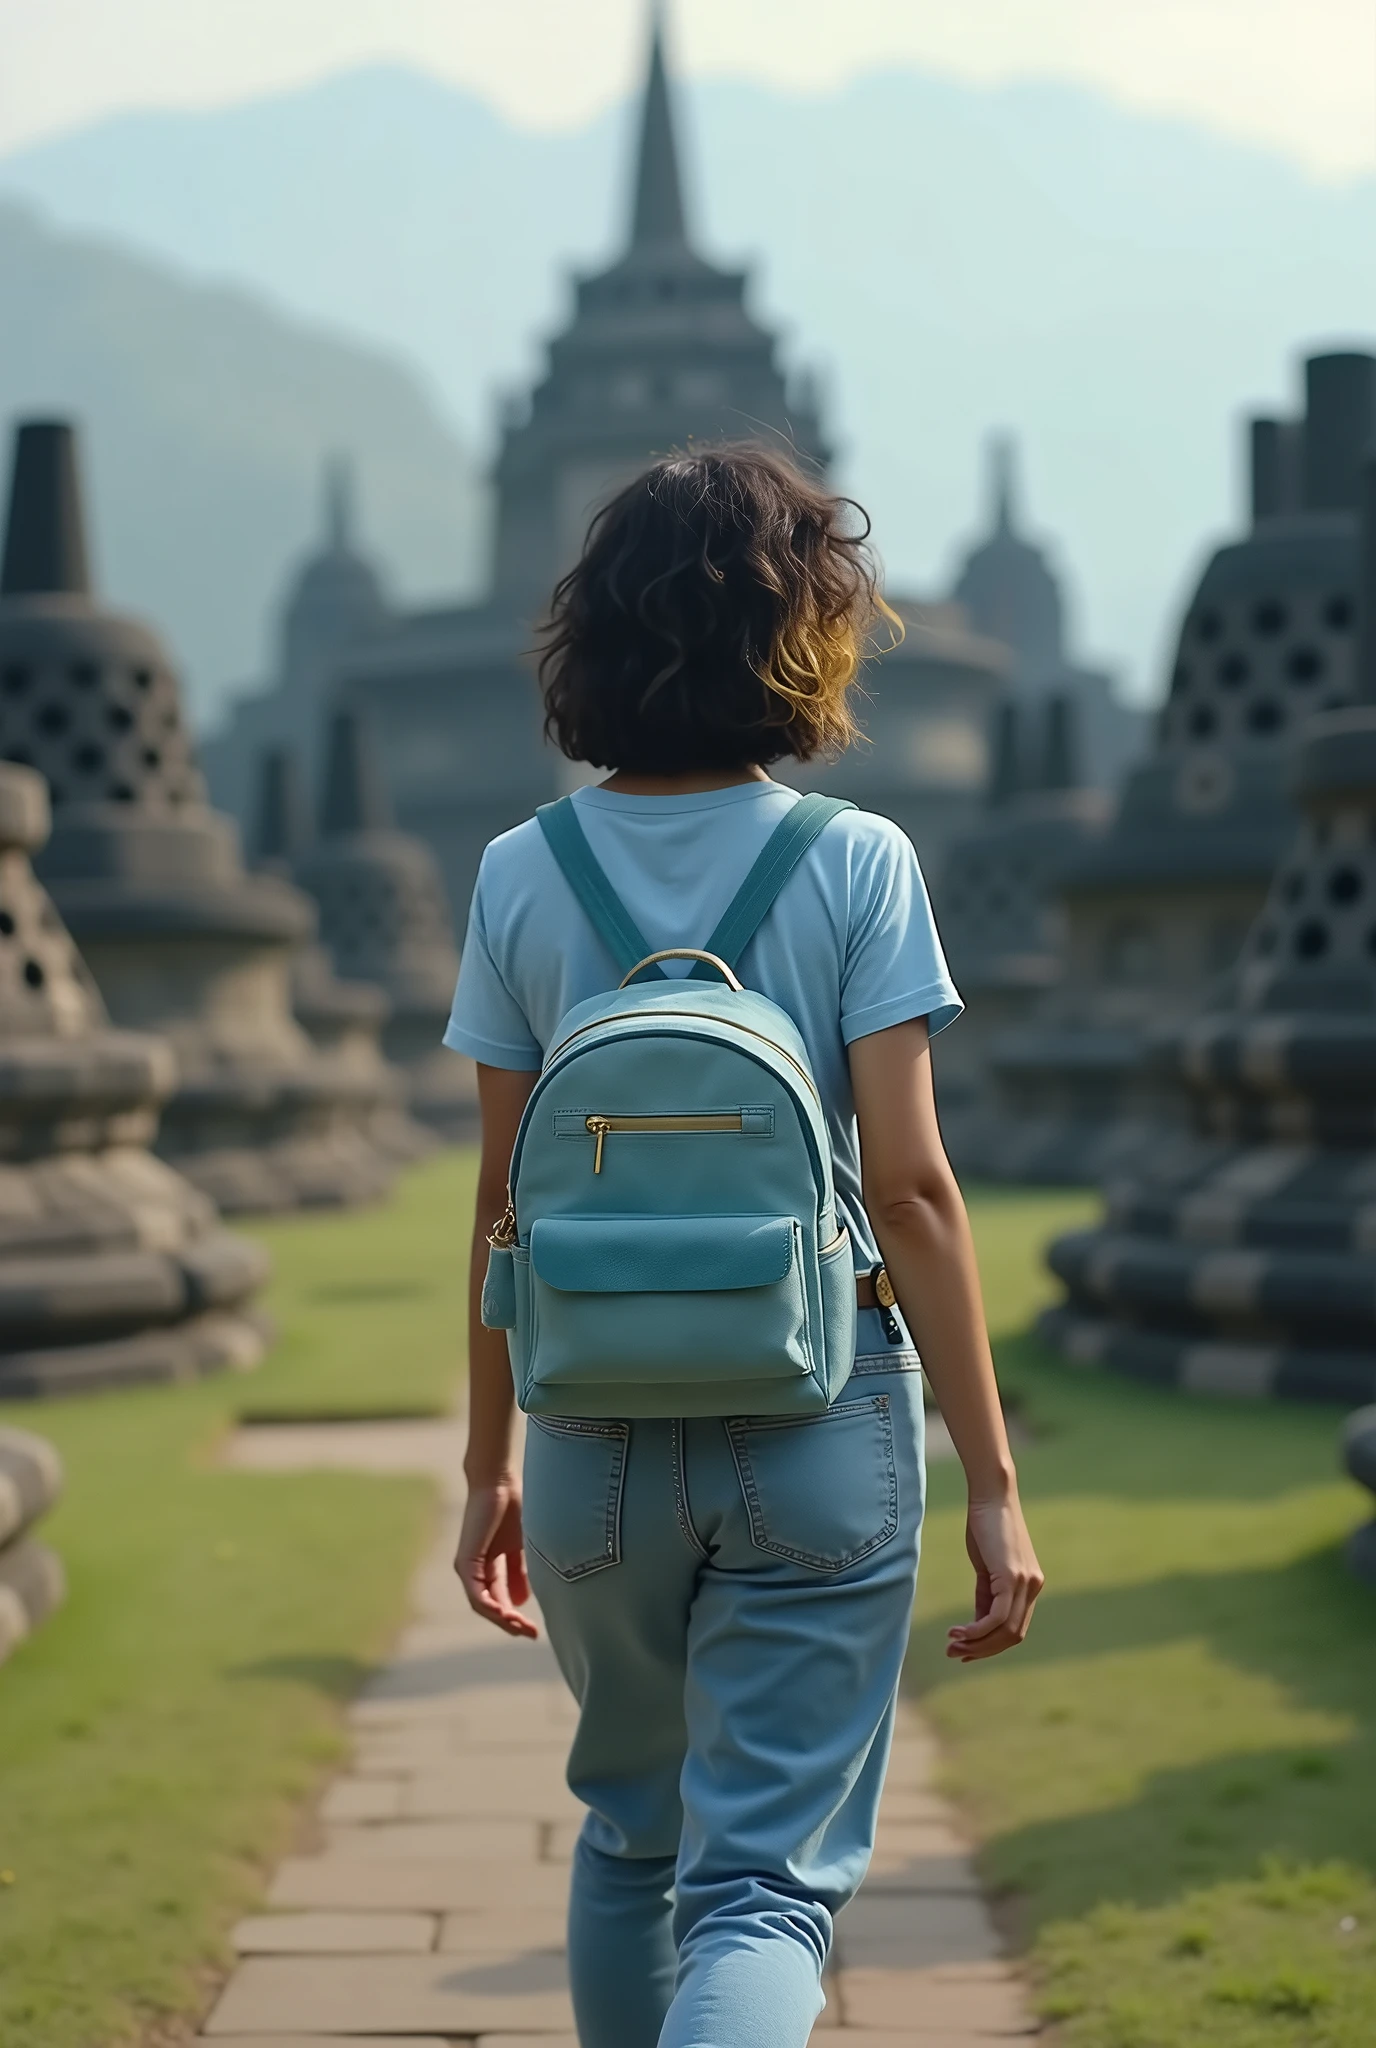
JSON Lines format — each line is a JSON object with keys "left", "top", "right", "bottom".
{"left": 3, "top": 0, "right": 1374, "bottom": 177}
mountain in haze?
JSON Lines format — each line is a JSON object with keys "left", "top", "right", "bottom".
{"left": 0, "top": 196, "right": 483, "bottom": 720}
{"left": 3, "top": 64, "right": 1376, "bottom": 703}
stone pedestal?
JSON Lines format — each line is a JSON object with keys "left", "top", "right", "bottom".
{"left": 0, "top": 418, "right": 389, "bottom": 1214}
{"left": 0, "top": 759, "right": 267, "bottom": 1397}
{"left": 292, "top": 712, "right": 473, "bottom": 1140}
{"left": 1043, "top": 705, "right": 1376, "bottom": 1404}
{"left": 988, "top": 351, "right": 1373, "bottom": 1182}
{"left": 0, "top": 1426, "right": 64, "bottom": 1667}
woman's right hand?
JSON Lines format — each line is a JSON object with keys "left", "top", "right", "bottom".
{"left": 454, "top": 1475, "right": 539, "bottom": 1640}
{"left": 946, "top": 1491, "right": 1044, "bottom": 1662}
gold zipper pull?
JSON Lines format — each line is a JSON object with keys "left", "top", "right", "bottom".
{"left": 586, "top": 1116, "right": 610, "bottom": 1173}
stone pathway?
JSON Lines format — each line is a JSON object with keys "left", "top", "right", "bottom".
{"left": 206, "top": 1418, "right": 1033, "bottom": 2045}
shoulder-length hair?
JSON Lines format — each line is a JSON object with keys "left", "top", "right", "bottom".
{"left": 538, "top": 444, "right": 895, "bottom": 773}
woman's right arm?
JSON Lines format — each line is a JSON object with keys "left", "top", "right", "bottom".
{"left": 849, "top": 1018, "right": 1044, "bottom": 1661}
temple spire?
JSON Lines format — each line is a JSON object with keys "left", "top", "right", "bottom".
{"left": 628, "top": 4, "right": 688, "bottom": 250}
{"left": 1, "top": 421, "right": 93, "bottom": 598}
{"left": 990, "top": 434, "right": 1017, "bottom": 537}
{"left": 324, "top": 454, "right": 353, "bottom": 554}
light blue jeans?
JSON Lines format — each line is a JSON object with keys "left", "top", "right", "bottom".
{"left": 522, "top": 1319, "right": 926, "bottom": 2048}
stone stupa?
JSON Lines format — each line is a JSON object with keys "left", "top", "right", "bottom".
{"left": 1, "top": 1426, "right": 65, "bottom": 1666}
{"left": 0, "top": 418, "right": 386, "bottom": 1214}
{"left": 0, "top": 759, "right": 267, "bottom": 1397}
{"left": 989, "top": 350, "right": 1374, "bottom": 1182}
{"left": 935, "top": 695, "right": 1110, "bottom": 1171}
{"left": 292, "top": 711, "right": 473, "bottom": 1139}
{"left": 253, "top": 747, "right": 435, "bottom": 1166}
{"left": 1043, "top": 454, "right": 1376, "bottom": 1406}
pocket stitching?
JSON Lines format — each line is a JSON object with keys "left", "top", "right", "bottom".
{"left": 726, "top": 1394, "right": 899, "bottom": 1574}
{"left": 525, "top": 1416, "right": 628, "bottom": 1581}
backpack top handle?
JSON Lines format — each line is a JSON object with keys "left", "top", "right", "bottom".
{"left": 619, "top": 949, "right": 744, "bottom": 990}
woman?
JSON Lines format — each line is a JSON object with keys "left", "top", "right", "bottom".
{"left": 446, "top": 445, "right": 1043, "bottom": 2048}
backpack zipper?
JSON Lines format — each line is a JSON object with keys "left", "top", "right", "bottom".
{"left": 584, "top": 1111, "right": 743, "bottom": 1174}
{"left": 545, "top": 1010, "right": 821, "bottom": 1109}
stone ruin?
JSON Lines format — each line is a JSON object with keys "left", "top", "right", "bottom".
{"left": 0, "top": 759, "right": 267, "bottom": 1398}
{"left": 0, "top": 1425, "right": 64, "bottom": 1668}
{"left": 935, "top": 694, "right": 1110, "bottom": 1171}
{"left": 987, "top": 350, "right": 1374, "bottom": 1182}
{"left": 0, "top": 418, "right": 392, "bottom": 1214}
{"left": 253, "top": 747, "right": 435, "bottom": 1165}
{"left": 290, "top": 710, "right": 473, "bottom": 1139}
{"left": 1043, "top": 451, "right": 1376, "bottom": 1409}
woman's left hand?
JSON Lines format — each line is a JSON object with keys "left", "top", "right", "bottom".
{"left": 454, "top": 1477, "right": 539, "bottom": 1639}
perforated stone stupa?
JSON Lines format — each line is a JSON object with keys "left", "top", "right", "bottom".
{"left": 292, "top": 711, "right": 472, "bottom": 1138}
{"left": 0, "top": 759, "right": 267, "bottom": 1397}
{"left": 1043, "top": 452, "right": 1376, "bottom": 1404}
{"left": 0, "top": 418, "right": 388, "bottom": 1214}
{"left": 988, "top": 350, "right": 1374, "bottom": 1182}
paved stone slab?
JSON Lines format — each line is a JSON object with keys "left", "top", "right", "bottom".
{"left": 401, "top": 1759, "right": 580, "bottom": 1822}
{"left": 839, "top": 1961, "right": 1034, "bottom": 2035}
{"left": 473, "top": 2037, "right": 579, "bottom": 2047}
{"left": 204, "top": 1952, "right": 575, "bottom": 2036}
{"left": 835, "top": 1891, "right": 1003, "bottom": 1969}
{"left": 220, "top": 1418, "right": 467, "bottom": 1480}
{"left": 232, "top": 1911, "right": 436, "bottom": 1954}
{"left": 324, "top": 1818, "right": 543, "bottom": 1862}
{"left": 439, "top": 1908, "right": 568, "bottom": 1954}
{"left": 868, "top": 1817, "right": 973, "bottom": 1876}
{"left": 318, "top": 1775, "right": 403, "bottom": 1823}
{"left": 270, "top": 1855, "right": 570, "bottom": 1914}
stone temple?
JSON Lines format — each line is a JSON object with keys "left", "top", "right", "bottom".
{"left": 205, "top": 12, "right": 1009, "bottom": 927}
{"left": 948, "top": 437, "right": 1144, "bottom": 793}
{"left": 0, "top": 419, "right": 394, "bottom": 1215}
{"left": 1042, "top": 450, "right": 1376, "bottom": 1406}
{"left": 986, "top": 349, "right": 1374, "bottom": 1182}
{"left": 203, "top": 462, "right": 393, "bottom": 845}
{"left": 0, "top": 758, "right": 267, "bottom": 1399}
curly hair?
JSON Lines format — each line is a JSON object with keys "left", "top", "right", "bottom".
{"left": 538, "top": 445, "right": 896, "bottom": 773}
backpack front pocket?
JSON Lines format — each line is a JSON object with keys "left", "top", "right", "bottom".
{"left": 526, "top": 1214, "right": 815, "bottom": 1391}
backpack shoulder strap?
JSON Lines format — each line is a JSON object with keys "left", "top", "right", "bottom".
{"left": 536, "top": 797, "right": 666, "bottom": 981}
{"left": 698, "top": 792, "right": 855, "bottom": 974}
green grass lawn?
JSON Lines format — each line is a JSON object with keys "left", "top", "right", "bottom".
{"left": 0, "top": 1149, "right": 478, "bottom": 2048}
{"left": 918, "top": 1185, "right": 1376, "bottom": 2048}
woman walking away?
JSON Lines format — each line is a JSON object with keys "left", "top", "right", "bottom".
{"left": 447, "top": 445, "right": 1043, "bottom": 2048}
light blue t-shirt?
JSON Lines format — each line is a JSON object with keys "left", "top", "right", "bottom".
{"left": 444, "top": 780, "right": 961, "bottom": 1270}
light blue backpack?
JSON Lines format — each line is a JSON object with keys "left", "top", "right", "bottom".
{"left": 482, "top": 792, "right": 862, "bottom": 1418}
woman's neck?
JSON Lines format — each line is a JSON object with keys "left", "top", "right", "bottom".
{"left": 599, "top": 765, "right": 772, "bottom": 796}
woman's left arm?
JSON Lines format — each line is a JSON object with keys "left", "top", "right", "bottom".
{"left": 454, "top": 1061, "right": 539, "bottom": 1638}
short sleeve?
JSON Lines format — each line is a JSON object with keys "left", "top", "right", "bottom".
{"left": 839, "top": 819, "right": 962, "bottom": 1045}
{"left": 442, "top": 854, "right": 543, "bottom": 1070}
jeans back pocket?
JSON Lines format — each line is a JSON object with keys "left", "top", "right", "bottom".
{"left": 726, "top": 1394, "right": 898, "bottom": 1573}
{"left": 522, "top": 1415, "right": 629, "bottom": 1581}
